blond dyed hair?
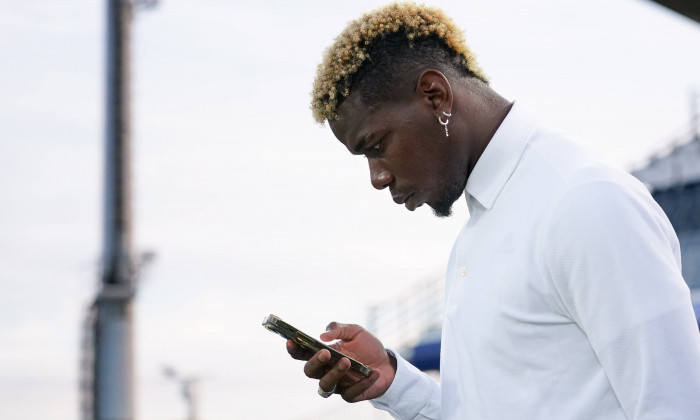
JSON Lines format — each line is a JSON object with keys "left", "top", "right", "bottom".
{"left": 310, "top": 2, "right": 488, "bottom": 124}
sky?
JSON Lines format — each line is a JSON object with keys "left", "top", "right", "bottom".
{"left": 1, "top": 0, "right": 699, "bottom": 419}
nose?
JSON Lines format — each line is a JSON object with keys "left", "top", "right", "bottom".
{"left": 368, "top": 158, "right": 393, "bottom": 190}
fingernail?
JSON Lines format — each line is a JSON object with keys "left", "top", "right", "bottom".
{"left": 325, "top": 324, "right": 332, "bottom": 332}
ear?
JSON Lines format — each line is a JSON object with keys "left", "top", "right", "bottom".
{"left": 416, "top": 69, "right": 453, "bottom": 115}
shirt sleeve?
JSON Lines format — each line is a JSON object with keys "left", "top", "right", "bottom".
{"left": 370, "top": 349, "right": 441, "bottom": 419}
{"left": 540, "top": 177, "right": 700, "bottom": 418}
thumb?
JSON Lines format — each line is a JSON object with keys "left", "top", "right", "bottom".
{"left": 320, "top": 322, "right": 363, "bottom": 342}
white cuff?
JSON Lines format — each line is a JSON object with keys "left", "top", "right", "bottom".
{"left": 370, "top": 349, "right": 441, "bottom": 419}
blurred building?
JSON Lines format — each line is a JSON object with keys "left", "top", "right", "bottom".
{"left": 632, "top": 135, "right": 700, "bottom": 291}
{"left": 366, "top": 276, "right": 444, "bottom": 372}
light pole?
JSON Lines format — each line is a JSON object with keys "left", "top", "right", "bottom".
{"left": 163, "top": 366, "right": 200, "bottom": 420}
{"left": 91, "top": 1, "right": 157, "bottom": 419}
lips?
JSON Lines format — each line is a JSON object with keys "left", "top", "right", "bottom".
{"left": 392, "top": 193, "right": 408, "bottom": 205}
{"left": 405, "top": 194, "right": 419, "bottom": 211}
{"left": 392, "top": 192, "right": 421, "bottom": 210}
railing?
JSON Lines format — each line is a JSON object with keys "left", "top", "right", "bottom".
{"left": 366, "top": 274, "right": 444, "bottom": 351}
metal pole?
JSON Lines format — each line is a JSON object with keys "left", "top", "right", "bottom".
{"left": 184, "top": 379, "right": 199, "bottom": 420}
{"left": 692, "top": 90, "right": 699, "bottom": 142}
{"left": 163, "top": 367, "right": 200, "bottom": 420}
{"left": 94, "top": 0, "right": 135, "bottom": 419}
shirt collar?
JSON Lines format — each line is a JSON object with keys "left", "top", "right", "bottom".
{"left": 465, "top": 102, "right": 539, "bottom": 210}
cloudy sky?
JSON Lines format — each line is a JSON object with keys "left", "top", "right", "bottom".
{"left": 1, "top": 0, "right": 699, "bottom": 419}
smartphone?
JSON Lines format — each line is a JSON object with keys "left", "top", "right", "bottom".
{"left": 262, "top": 314, "right": 372, "bottom": 377}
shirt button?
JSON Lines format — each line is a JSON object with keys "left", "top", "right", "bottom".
{"left": 460, "top": 267, "right": 468, "bottom": 277}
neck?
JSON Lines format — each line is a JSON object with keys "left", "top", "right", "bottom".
{"left": 451, "top": 80, "right": 512, "bottom": 179}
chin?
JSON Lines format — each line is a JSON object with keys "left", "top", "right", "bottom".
{"left": 429, "top": 178, "right": 465, "bottom": 218}
{"left": 429, "top": 202, "right": 453, "bottom": 218}
{"left": 429, "top": 187, "right": 465, "bottom": 218}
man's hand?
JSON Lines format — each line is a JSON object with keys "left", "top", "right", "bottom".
{"left": 286, "top": 322, "right": 397, "bottom": 402}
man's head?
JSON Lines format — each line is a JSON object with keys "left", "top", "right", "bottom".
{"left": 311, "top": 2, "right": 487, "bottom": 124}
{"left": 311, "top": 3, "right": 493, "bottom": 217}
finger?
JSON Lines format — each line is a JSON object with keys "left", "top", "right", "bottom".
{"left": 318, "top": 357, "right": 350, "bottom": 392}
{"left": 320, "top": 322, "right": 364, "bottom": 342}
{"left": 341, "top": 368, "right": 381, "bottom": 402}
{"left": 303, "top": 349, "right": 332, "bottom": 379}
{"left": 286, "top": 340, "right": 313, "bottom": 361}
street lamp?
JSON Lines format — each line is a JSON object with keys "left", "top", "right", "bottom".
{"left": 163, "top": 366, "right": 199, "bottom": 420}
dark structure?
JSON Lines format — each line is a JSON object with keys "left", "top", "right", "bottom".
{"left": 650, "top": 0, "right": 700, "bottom": 24}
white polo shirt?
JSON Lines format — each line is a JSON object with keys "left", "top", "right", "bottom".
{"left": 371, "top": 103, "right": 700, "bottom": 419}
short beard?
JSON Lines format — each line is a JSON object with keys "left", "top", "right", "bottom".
{"left": 430, "top": 179, "right": 465, "bottom": 218}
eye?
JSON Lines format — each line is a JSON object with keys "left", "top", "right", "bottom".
{"left": 368, "top": 135, "right": 386, "bottom": 155}
{"left": 364, "top": 141, "right": 382, "bottom": 158}
{"left": 361, "top": 133, "right": 386, "bottom": 158}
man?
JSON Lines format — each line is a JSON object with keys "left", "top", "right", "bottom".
{"left": 286, "top": 3, "right": 700, "bottom": 418}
